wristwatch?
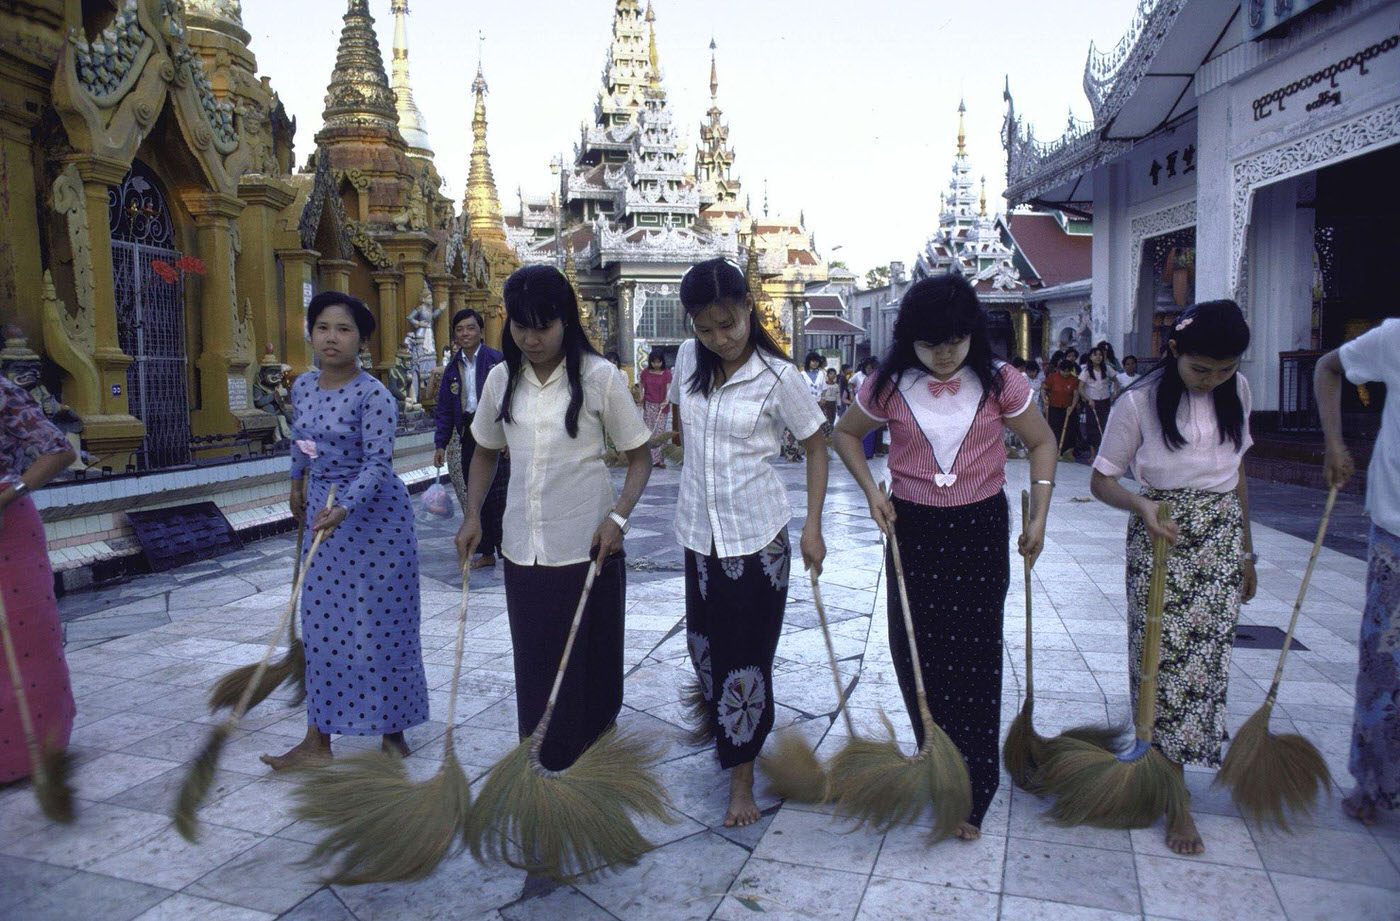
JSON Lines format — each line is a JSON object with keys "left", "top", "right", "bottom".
{"left": 8, "top": 481, "right": 29, "bottom": 500}
{"left": 607, "top": 510, "right": 630, "bottom": 534}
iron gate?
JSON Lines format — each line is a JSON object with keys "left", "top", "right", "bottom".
{"left": 110, "top": 164, "right": 192, "bottom": 469}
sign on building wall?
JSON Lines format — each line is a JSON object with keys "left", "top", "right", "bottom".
{"left": 227, "top": 375, "right": 249, "bottom": 411}
{"left": 1245, "top": 0, "right": 1334, "bottom": 41}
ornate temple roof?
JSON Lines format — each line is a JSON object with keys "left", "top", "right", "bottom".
{"left": 464, "top": 63, "right": 506, "bottom": 243}
{"left": 390, "top": 0, "right": 432, "bottom": 156}
{"left": 321, "top": 0, "right": 399, "bottom": 132}
{"left": 697, "top": 38, "right": 740, "bottom": 209}
{"left": 1003, "top": 212, "right": 1092, "bottom": 287}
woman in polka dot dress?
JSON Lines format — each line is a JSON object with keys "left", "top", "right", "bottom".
{"left": 260, "top": 292, "right": 429, "bottom": 771}
{"left": 834, "top": 274, "right": 1059, "bottom": 840}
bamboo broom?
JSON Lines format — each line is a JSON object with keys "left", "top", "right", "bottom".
{"left": 207, "top": 475, "right": 311, "bottom": 713}
{"left": 465, "top": 559, "right": 672, "bottom": 881}
{"left": 292, "top": 565, "right": 475, "bottom": 884}
{"left": 827, "top": 486, "right": 973, "bottom": 841}
{"left": 1214, "top": 486, "right": 1336, "bottom": 829}
{"left": 1037, "top": 502, "right": 1190, "bottom": 828}
{"left": 1004, "top": 490, "right": 1124, "bottom": 791}
{"left": 758, "top": 570, "right": 860, "bottom": 803}
{"left": 0, "top": 589, "right": 75, "bottom": 823}
{"left": 173, "top": 486, "right": 336, "bottom": 842}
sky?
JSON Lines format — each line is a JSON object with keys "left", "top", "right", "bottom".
{"left": 244, "top": 0, "right": 1141, "bottom": 279}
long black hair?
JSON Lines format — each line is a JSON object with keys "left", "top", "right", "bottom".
{"left": 497, "top": 264, "right": 600, "bottom": 438}
{"left": 872, "top": 273, "right": 1004, "bottom": 405}
{"left": 678, "top": 257, "right": 788, "bottom": 397}
{"left": 1083, "top": 347, "right": 1109, "bottom": 380}
{"left": 1129, "top": 299, "right": 1251, "bottom": 450}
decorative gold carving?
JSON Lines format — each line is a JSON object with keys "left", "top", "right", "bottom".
{"left": 39, "top": 271, "right": 100, "bottom": 415}
{"left": 50, "top": 166, "right": 96, "bottom": 353}
{"left": 345, "top": 219, "right": 393, "bottom": 269}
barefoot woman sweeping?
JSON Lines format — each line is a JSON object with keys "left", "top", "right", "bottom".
{"left": 262, "top": 292, "right": 429, "bottom": 770}
{"left": 672, "top": 257, "right": 829, "bottom": 827}
{"left": 1089, "top": 300, "right": 1257, "bottom": 854}
{"left": 834, "top": 273, "right": 1057, "bottom": 840}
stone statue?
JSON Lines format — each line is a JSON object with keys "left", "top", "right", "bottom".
{"left": 252, "top": 344, "right": 292, "bottom": 442}
{"left": 387, "top": 344, "right": 418, "bottom": 415}
{"left": 404, "top": 286, "right": 444, "bottom": 401}
{"left": 0, "top": 326, "right": 81, "bottom": 435}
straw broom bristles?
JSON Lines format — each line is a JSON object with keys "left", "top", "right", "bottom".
{"left": 208, "top": 477, "right": 312, "bottom": 713}
{"left": 1037, "top": 503, "right": 1189, "bottom": 829}
{"left": 758, "top": 571, "right": 858, "bottom": 804}
{"left": 828, "top": 505, "right": 972, "bottom": 841}
{"left": 679, "top": 674, "right": 715, "bottom": 746}
{"left": 1214, "top": 486, "right": 1338, "bottom": 830}
{"left": 465, "top": 563, "right": 672, "bottom": 881}
{"left": 173, "top": 487, "right": 336, "bottom": 842}
{"left": 293, "top": 566, "right": 476, "bottom": 884}
{"left": 0, "top": 590, "right": 76, "bottom": 824}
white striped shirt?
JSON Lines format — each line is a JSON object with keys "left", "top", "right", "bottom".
{"left": 669, "top": 340, "right": 826, "bottom": 557}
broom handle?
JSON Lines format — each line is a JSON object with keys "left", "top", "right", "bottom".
{"left": 441, "top": 565, "right": 471, "bottom": 750}
{"left": 810, "top": 571, "right": 856, "bottom": 736}
{"left": 883, "top": 491, "right": 938, "bottom": 741}
{"left": 0, "top": 588, "right": 46, "bottom": 785}
{"left": 1264, "top": 485, "right": 1338, "bottom": 704}
{"left": 1022, "top": 490, "right": 1034, "bottom": 700}
{"left": 288, "top": 474, "right": 310, "bottom": 647}
{"left": 1057, "top": 408, "right": 1072, "bottom": 455}
{"left": 224, "top": 486, "right": 336, "bottom": 726}
{"left": 1134, "top": 502, "right": 1173, "bottom": 744}
{"left": 531, "top": 561, "right": 600, "bottom": 745}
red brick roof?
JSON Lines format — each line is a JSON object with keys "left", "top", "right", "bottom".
{"left": 805, "top": 294, "right": 845, "bottom": 314}
{"left": 1005, "top": 213, "right": 1091, "bottom": 287}
{"left": 805, "top": 316, "right": 864, "bottom": 335}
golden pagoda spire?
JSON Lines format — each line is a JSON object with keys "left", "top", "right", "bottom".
{"left": 709, "top": 36, "right": 718, "bottom": 98}
{"left": 979, "top": 176, "right": 987, "bottom": 216}
{"left": 322, "top": 0, "right": 398, "bottom": 132}
{"left": 464, "top": 54, "right": 506, "bottom": 242}
{"left": 646, "top": 1, "right": 660, "bottom": 91}
{"left": 956, "top": 97, "right": 967, "bottom": 158}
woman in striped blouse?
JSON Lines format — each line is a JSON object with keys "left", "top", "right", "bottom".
{"left": 834, "top": 274, "right": 1059, "bottom": 840}
{"left": 671, "top": 257, "right": 829, "bottom": 828}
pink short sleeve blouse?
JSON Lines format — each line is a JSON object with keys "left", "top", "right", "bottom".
{"left": 1091, "top": 373, "right": 1253, "bottom": 493}
{"left": 857, "top": 362, "right": 1033, "bottom": 507}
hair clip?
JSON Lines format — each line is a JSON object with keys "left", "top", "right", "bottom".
{"left": 1174, "top": 316, "right": 1195, "bottom": 332}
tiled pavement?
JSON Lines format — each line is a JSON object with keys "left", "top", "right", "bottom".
{"left": 5, "top": 457, "right": 1398, "bottom": 920}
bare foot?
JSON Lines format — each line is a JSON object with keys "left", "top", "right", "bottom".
{"left": 724, "top": 762, "right": 761, "bottom": 828}
{"left": 260, "top": 730, "right": 331, "bottom": 772}
{"left": 1166, "top": 810, "right": 1205, "bottom": 855}
{"left": 382, "top": 732, "right": 411, "bottom": 758}
{"left": 955, "top": 821, "right": 981, "bottom": 841}
{"left": 1343, "top": 792, "right": 1378, "bottom": 826}
{"left": 470, "top": 554, "right": 496, "bottom": 571}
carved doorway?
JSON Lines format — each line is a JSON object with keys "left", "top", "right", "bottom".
{"left": 110, "top": 161, "right": 192, "bottom": 469}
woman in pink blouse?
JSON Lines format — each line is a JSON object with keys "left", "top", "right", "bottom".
{"left": 835, "top": 274, "right": 1058, "bottom": 840}
{"left": 0, "top": 374, "right": 77, "bottom": 782}
{"left": 638, "top": 349, "right": 673, "bottom": 468}
{"left": 1090, "top": 300, "right": 1257, "bottom": 856}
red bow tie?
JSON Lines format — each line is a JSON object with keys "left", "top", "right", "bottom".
{"left": 927, "top": 377, "right": 962, "bottom": 398}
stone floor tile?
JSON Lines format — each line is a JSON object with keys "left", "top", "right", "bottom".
{"left": 1252, "top": 823, "right": 1400, "bottom": 889}
{"left": 997, "top": 895, "right": 1140, "bottom": 921}
{"left": 197, "top": 778, "right": 302, "bottom": 835}
{"left": 185, "top": 837, "right": 325, "bottom": 914}
{"left": 88, "top": 822, "right": 264, "bottom": 890}
{"left": 1006, "top": 788, "right": 1134, "bottom": 851}
{"left": 857, "top": 875, "right": 999, "bottom": 921}
{"left": 751, "top": 806, "right": 882, "bottom": 874}
{"left": 1002, "top": 838, "right": 1139, "bottom": 914}
{"left": 1135, "top": 854, "right": 1285, "bottom": 921}
{"left": 576, "top": 831, "right": 749, "bottom": 921}
{"left": 0, "top": 853, "right": 79, "bottom": 916}
{"left": 0, "top": 802, "right": 170, "bottom": 870}
{"left": 499, "top": 886, "right": 617, "bottom": 921}
{"left": 873, "top": 824, "right": 1006, "bottom": 892}
{"left": 68, "top": 751, "right": 185, "bottom": 802}
{"left": 273, "top": 888, "right": 358, "bottom": 921}
{"left": 1129, "top": 812, "right": 1263, "bottom": 868}
{"left": 330, "top": 847, "right": 523, "bottom": 920}
{"left": 716, "top": 856, "right": 867, "bottom": 921}
{"left": 1269, "top": 871, "right": 1400, "bottom": 921}
{"left": 7, "top": 869, "right": 170, "bottom": 921}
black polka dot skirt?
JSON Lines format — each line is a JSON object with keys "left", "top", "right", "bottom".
{"left": 887, "top": 491, "right": 1009, "bottom": 828}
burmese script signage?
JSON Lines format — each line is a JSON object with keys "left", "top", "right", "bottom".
{"left": 1246, "top": 0, "right": 1333, "bottom": 42}
{"left": 1251, "top": 31, "right": 1399, "bottom": 121}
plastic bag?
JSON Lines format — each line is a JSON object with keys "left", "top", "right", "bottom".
{"left": 423, "top": 469, "right": 454, "bottom": 519}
